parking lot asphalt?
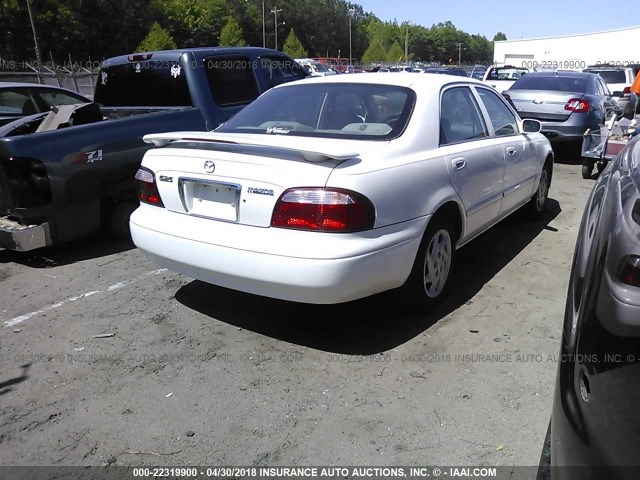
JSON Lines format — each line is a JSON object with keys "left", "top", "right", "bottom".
{"left": 0, "top": 152, "right": 594, "bottom": 468}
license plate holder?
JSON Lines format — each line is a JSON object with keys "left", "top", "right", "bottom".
{"left": 179, "top": 178, "right": 241, "bottom": 222}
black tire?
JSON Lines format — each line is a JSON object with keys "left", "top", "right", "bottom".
{"left": 596, "top": 162, "right": 606, "bottom": 174}
{"left": 393, "top": 217, "right": 455, "bottom": 312}
{"left": 110, "top": 202, "right": 139, "bottom": 241}
{"left": 525, "top": 162, "right": 551, "bottom": 219}
{"left": 581, "top": 159, "right": 593, "bottom": 179}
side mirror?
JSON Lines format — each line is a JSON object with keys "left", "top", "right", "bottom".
{"left": 522, "top": 119, "right": 542, "bottom": 133}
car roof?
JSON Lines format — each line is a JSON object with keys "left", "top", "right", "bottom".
{"left": 523, "top": 71, "right": 596, "bottom": 78}
{"left": 103, "top": 47, "right": 283, "bottom": 67}
{"left": 275, "top": 71, "right": 484, "bottom": 90}
{"left": 584, "top": 64, "right": 634, "bottom": 70}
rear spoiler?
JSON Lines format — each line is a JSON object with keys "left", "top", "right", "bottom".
{"left": 143, "top": 132, "right": 359, "bottom": 163}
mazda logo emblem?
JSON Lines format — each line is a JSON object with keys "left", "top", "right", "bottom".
{"left": 204, "top": 160, "right": 215, "bottom": 173}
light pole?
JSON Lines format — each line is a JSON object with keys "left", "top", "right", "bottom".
{"left": 271, "top": 6, "right": 282, "bottom": 50}
{"left": 456, "top": 42, "right": 464, "bottom": 65}
{"left": 404, "top": 22, "right": 412, "bottom": 65}
{"left": 348, "top": 9, "right": 354, "bottom": 68}
{"left": 262, "top": 1, "right": 266, "bottom": 48}
{"left": 405, "top": 27, "right": 408, "bottom": 64}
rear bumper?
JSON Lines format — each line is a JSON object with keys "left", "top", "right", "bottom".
{"left": 0, "top": 217, "right": 51, "bottom": 251}
{"left": 130, "top": 205, "right": 427, "bottom": 304}
{"left": 539, "top": 124, "right": 587, "bottom": 142}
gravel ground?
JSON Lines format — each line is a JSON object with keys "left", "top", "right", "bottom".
{"left": 0, "top": 155, "right": 594, "bottom": 469}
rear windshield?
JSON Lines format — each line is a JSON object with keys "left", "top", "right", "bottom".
{"left": 510, "top": 75, "right": 589, "bottom": 93}
{"left": 216, "top": 83, "right": 415, "bottom": 140}
{"left": 94, "top": 61, "right": 192, "bottom": 107}
{"left": 583, "top": 69, "right": 627, "bottom": 84}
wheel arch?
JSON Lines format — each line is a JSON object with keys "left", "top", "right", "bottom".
{"left": 544, "top": 153, "right": 554, "bottom": 189}
{"left": 428, "top": 199, "right": 464, "bottom": 247}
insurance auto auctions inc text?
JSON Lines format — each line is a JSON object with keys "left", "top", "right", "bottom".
{"left": 243, "top": 466, "right": 497, "bottom": 478}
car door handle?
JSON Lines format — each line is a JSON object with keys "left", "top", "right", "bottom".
{"left": 506, "top": 147, "right": 517, "bottom": 156}
{"left": 451, "top": 157, "right": 466, "bottom": 170}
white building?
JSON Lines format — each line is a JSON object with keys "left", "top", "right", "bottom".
{"left": 493, "top": 26, "right": 640, "bottom": 70}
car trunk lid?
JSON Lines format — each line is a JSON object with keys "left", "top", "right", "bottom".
{"left": 141, "top": 132, "right": 366, "bottom": 227}
{"left": 506, "top": 90, "right": 585, "bottom": 122}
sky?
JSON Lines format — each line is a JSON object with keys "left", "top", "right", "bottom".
{"left": 356, "top": 0, "right": 640, "bottom": 40}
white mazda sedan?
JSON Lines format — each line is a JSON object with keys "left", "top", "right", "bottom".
{"left": 130, "top": 73, "right": 553, "bottom": 310}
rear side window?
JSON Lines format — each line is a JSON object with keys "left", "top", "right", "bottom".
{"left": 94, "top": 61, "right": 192, "bottom": 107}
{"left": 205, "top": 56, "right": 260, "bottom": 107}
{"left": 476, "top": 88, "right": 518, "bottom": 136}
{"left": 440, "top": 86, "right": 488, "bottom": 145}
{"left": 595, "top": 78, "right": 609, "bottom": 96}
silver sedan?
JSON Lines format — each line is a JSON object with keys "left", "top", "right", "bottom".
{"left": 503, "top": 71, "right": 618, "bottom": 146}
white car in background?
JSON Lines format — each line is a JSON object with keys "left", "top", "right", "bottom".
{"left": 483, "top": 65, "right": 530, "bottom": 92}
{"left": 295, "top": 59, "right": 338, "bottom": 77}
{"left": 130, "top": 74, "right": 554, "bottom": 310}
{"left": 583, "top": 65, "right": 638, "bottom": 118}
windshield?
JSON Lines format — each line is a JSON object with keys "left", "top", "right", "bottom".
{"left": 510, "top": 75, "right": 589, "bottom": 93}
{"left": 216, "top": 83, "right": 415, "bottom": 140}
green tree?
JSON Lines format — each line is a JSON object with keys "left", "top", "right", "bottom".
{"left": 136, "top": 22, "right": 177, "bottom": 52}
{"left": 150, "top": 0, "right": 227, "bottom": 47}
{"left": 219, "top": 16, "right": 247, "bottom": 46}
{"left": 386, "top": 40, "right": 404, "bottom": 64}
{"left": 467, "top": 34, "right": 493, "bottom": 64}
{"left": 361, "top": 36, "right": 387, "bottom": 64}
{"left": 283, "top": 29, "right": 307, "bottom": 58}
{"left": 411, "top": 26, "right": 438, "bottom": 62}
{"left": 493, "top": 32, "right": 507, "bottom": 41}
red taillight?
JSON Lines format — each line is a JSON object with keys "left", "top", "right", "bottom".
{"left": 619, "top": 255, "right": 640, "bottom": 287}
{"left": 623, "top": 86, "right": 631, "bottom": 95}
{"left": 271, "top": 188, "right": 375, "bottom": 232}
{"left": 564, "top": 98, "right": 590, "bottom": 113}
{"left": 135, "top": 167, "right": 164, "bottom": 207}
